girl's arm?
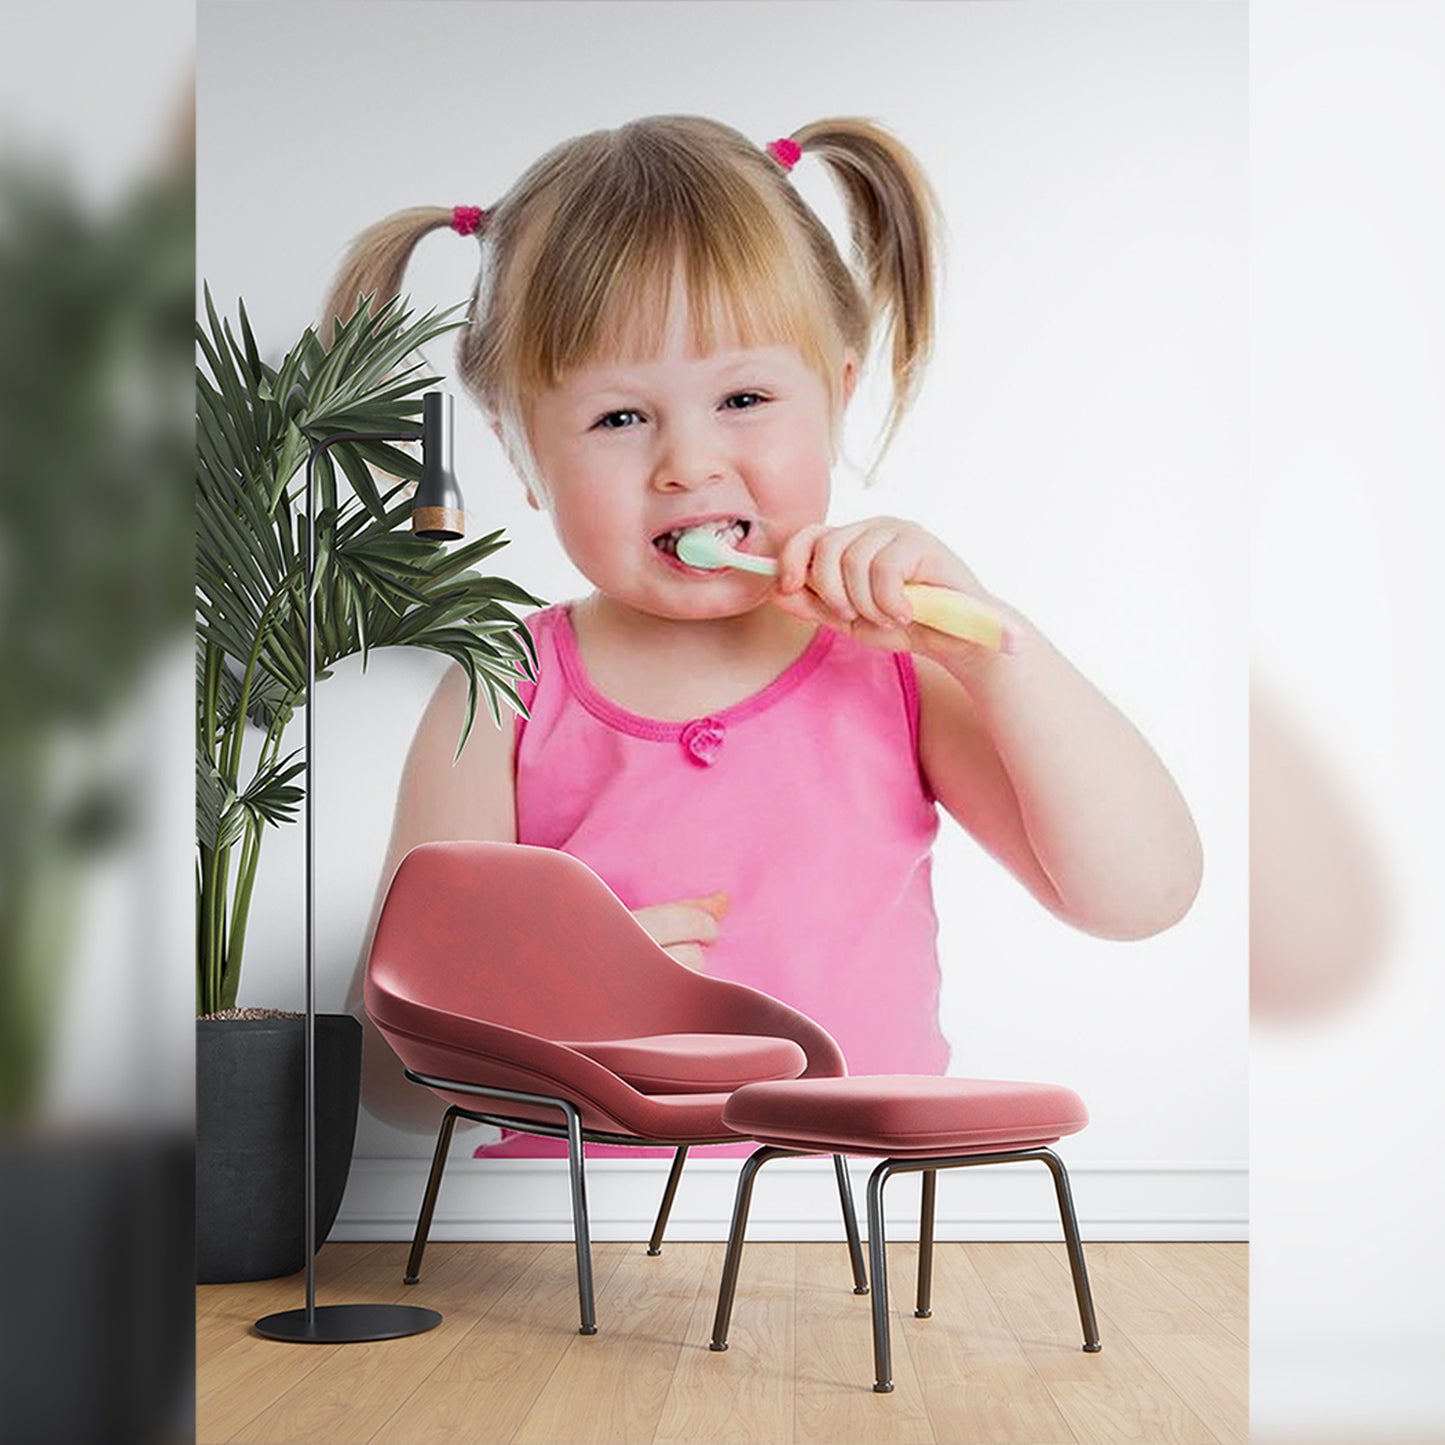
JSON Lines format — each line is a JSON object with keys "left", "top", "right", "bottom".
{"left": 344, "top": 663, "right": 519, "bottom": 1131}
{"left": 381, "top": 662, "right": 520, "bottom": 861}
{"left": 774, "top": 518, "right": 1202, "bottom": 940}
{"left": 913, "top": 630, "right": 1202, "bottom": 940}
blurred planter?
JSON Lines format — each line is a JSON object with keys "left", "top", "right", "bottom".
{"left": 196, "top": 1014, "right": 361, "bottom": 1284}
{"left": 1, "top": 1131, "right": 193, "bottom": 1445}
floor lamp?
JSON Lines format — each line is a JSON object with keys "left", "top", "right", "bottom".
{"left": 255, "top": 391, "right": 464, "bottom": 1343}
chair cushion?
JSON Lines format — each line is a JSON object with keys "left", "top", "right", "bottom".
{"left": 564, "top": 1033, "right": 808, "bottom": 1095}
{"left": 723, "top": 1074, "right": 1089, "bottom": 1157}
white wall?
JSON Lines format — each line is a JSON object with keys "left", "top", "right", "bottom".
{"left": 197, "top": 1, "right": 1246, "bottom": 1239}
{"left": 1250, "top": 2, "right": 1445, "bottom": 1435}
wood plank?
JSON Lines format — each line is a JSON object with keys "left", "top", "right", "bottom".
{"left": 193, "top": 1240, "right": 1248, "bottom": 1445}
{"left": 909, "top": 1242, "right": 1080, "bottom": 1445}
{"left": 1127, "top": 1333, "right": 1247, "bottom": 1445}
{"left": 1057, "top": 1241, "right": 1224, "bottom": 1336}
{"left": 1138, "top": 1244, "right": 1249, "bottom": 1343}
{"left": 654, "top": 1242, "right": 796, "bottom": 1445}
{"left": 199, "top": 1327, "right": 341, "bottom": 1442}
{"left": 1023, "top": 1240, "right": 1247, "bottom": 1441}
{"left": 968, "top": 1243, "right": 1219, "bottom": 1445}
{"left": 375, "top": 1381, "right": 552, "bottom": 1445}
{"left": 417, "top": 1241, "right": 624, "bottom": 1384}
{"left": 793, "top": 1240, "right": 937, "bottom": 1445}
{"left": 224, "top": 1243, "right": 528, "bottom": 1444}
{"left": 198, "top": 1245, "right": 432, "bottom": 1441}
{"left": 511, "top": 1240, "right": 714, "bottom": 1445}
{"left": 1195, "top": 1243, "right": 1248, "bottom": 1285}
{"left": 369, "top": 1242, "right": 629, "bottom": 1445}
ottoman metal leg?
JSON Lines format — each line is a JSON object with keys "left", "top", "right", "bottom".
{"left": 865, "top": 1161, "right": 901, "bottom": 1392}
{"left": 1039, "top": 1147, "right": 1101, "bottom": 1351}
{"left": 863, "top": 1149, "right": 1101, "bottom": 1392}
{"left": 915, "top": 1169, "right": 937, "bottom": 1318}
{"left": 710, "top": 1145, "right": 800, "bottom": 1350}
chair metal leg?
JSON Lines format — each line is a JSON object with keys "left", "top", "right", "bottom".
{"left": 865, "top": 1160, "right": 900, "bottom": 1392}
{"left": 561, "top": 1102, "right": 598, "bottom": 1335}
{"left": 833, "top": 1155, "right": 870, "bottom": 1294}
{"left": 647, "top": 1146, "right": 689, "bottom": 1255}
{"left": 915, "top": 1168, "right": 937, "bottom": 1318}
{"left": 1039, "top": 1148, "right": 1101, "bottom": 1351}
{"left": 404, "top": 1105, "right": 460, "bottom": 1284}
{"left": 710, "top": 1145, "right": 797, "bottom": 1351}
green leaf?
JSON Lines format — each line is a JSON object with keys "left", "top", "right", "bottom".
{"left": 331, "top": 438, "right": 389, "bottom": 521}
{"left": 238, "top": 754, "right": 306, "bottom": 828}
{"left": 196, "top": 750, "right": 238, "bottom": 851}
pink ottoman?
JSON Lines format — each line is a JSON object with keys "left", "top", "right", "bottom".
{"left": 712, "top": 1074, "right": 1102, "bottom": 1392}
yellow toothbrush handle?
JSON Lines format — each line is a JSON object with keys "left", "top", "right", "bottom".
{"left": 902, "top": 584, "right": 1011, "bottom": 651}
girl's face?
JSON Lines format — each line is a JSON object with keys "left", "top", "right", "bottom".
{"left": 523, "top": 298, "right": 853, "bottom": 622}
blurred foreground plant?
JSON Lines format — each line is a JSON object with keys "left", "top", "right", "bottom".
{"left": 0, "top": 157, "right": 191, "bottom": 1126}
{"left": 195, "top": 291, "right": 540, "bottom": 1016}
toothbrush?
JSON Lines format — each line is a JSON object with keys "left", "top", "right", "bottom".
{"left": 675, "top": 528, "right": 1015, "bottom": 652}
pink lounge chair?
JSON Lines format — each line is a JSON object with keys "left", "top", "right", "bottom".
{"left": 364, "top": 840, "right": 866, "bottom": 1334}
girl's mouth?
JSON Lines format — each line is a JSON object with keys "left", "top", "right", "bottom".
{"left": 651, "top": 518, "right": 751, "bottom": 560}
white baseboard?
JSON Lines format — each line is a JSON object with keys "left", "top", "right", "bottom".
{"left": 333, "top": 1154, "right": 1247, "bottom": 1243}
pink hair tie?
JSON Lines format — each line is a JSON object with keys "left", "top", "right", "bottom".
{"left": 765, "top": 137, "right": 802, "bottom": 173}
{"left": 450, "top": 205, "right": 486, "bottom": 237}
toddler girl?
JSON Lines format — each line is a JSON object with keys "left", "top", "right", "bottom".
{"left": 334, "top": 116, "right": 1203, "bottom": 1146}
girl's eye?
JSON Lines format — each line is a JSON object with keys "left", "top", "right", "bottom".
{"left": 594, "top": 409, "right": 643, "bottom": 430}
{"left": 723, "top": 391, "right": 767, "bottom": 411}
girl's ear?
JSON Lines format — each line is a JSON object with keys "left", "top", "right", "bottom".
{"left": 829, "top": 352, "right": 862, "bottom": 465}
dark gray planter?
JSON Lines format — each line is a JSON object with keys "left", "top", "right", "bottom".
{"left": 196, "top": 1014, "right": 362, "bottom": 1283}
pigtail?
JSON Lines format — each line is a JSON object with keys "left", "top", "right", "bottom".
{"left": 320, "top": 205, "right": 464, "bottom": 346}
{"left": 790, "top": 119, "right": 941, "bottom": 451}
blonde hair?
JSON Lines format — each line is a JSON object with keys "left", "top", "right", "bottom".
{"left": 322, "top": 115, "right": 940, "bottom": 478}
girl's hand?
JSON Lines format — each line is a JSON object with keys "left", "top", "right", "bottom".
{"left": 631, "top": 892, "right": 730, "bottom": 971}
{"left": 772, "top": 518, "right": 1007, "bottom": 662}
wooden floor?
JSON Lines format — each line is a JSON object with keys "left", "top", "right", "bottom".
{"left": 198, "top": 1239, "right": 1247, "bottom": 1444}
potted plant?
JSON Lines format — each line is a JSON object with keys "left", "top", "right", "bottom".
{"left": 195, "top": 289, "right": 539, "bottom": 1281}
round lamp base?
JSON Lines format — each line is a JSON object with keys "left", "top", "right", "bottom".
{"left": 255, "top": 1302, "right": 442, "bottom": 1343}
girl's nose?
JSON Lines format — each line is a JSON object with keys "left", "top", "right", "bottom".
{"left": 650, "top": 422, "right": 726, "bottom": 492}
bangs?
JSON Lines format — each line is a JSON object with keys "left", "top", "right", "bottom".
{"left": 497, "top": 135, "right": 839, "bottom": 398}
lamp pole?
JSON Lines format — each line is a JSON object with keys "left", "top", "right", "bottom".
{"left": 255, "top": 392, "right": 461, "bottom": 1343}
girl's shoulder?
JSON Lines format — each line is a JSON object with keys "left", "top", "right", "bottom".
{"left": 825, "top": 628, "right": 922, "bottom": 705}
{"left": 514, "top": 598, "right": 569, "bottom": 670}
{"left": 521, "top": 601, "right": 569, "bottom": 642}
{"left": 515, "top": 603, "right": 570, "bottom": 701}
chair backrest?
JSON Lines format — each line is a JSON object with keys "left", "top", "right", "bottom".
{"left": 367, "top": 841, "right": 755, "bottom": 1043}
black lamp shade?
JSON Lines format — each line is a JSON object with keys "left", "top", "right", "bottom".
{"left": 412, "top": 391, "right": 465, "bottom": 540}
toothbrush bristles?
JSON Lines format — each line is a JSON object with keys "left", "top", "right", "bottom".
{"left": 675, "top": 529, "right": 730, "bottom": 568}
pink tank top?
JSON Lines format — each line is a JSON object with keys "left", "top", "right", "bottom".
{"left": 512, "top": 605, "right": 949, "bottom": 1076}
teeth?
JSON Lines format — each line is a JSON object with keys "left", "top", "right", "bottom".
{"left": 654, "top": 519, "right": 748, "bottom": 557}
